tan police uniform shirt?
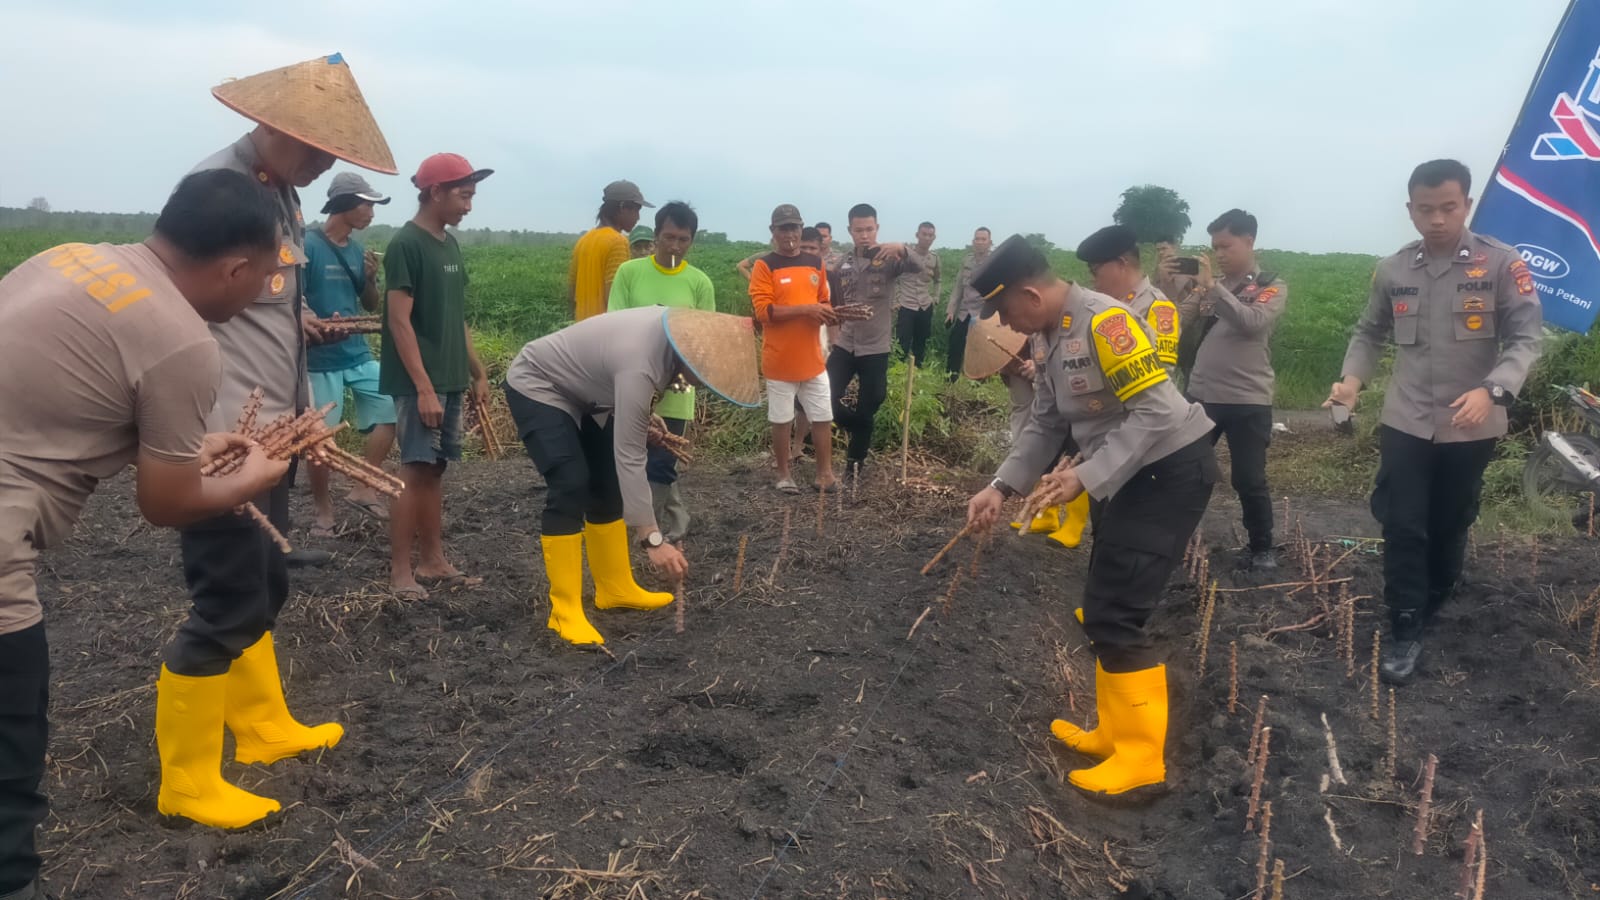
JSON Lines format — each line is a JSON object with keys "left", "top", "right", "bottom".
{"left": 832, "top": 246, "right": 922, "bottom": 356}
{"left": 0, "top": 243, "right": 219, "bottom": 634}
{"left": 893, "top": 246, "right": 942, "bottom": 311}
{"left": 189, "top": 135, "right": 308, "bottom": 431}
{"left": 1186, "top": 268, "right": 1289, "bottom": 406}
{"left": 505, "top": 306, "right": 680, "bottom": 531}
{"left": 996, "top": 284, "right": 1214, "bottom": 501}
{"left": 1341, "top": 231, "right": 1542, "bottom": 443}
{"left": 1125, "top": 278, "right": 1181, "bottom": 367}
{"left": 946, "top": 250, "right": 992, "bottom": 323}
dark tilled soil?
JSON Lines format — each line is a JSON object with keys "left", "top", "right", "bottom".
{"left": 32, "top": 454, "right": 1600, "bottom": 898}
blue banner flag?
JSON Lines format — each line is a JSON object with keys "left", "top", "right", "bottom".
{"left": 1473, "top": 0, "right": 1600, "bottom": 333}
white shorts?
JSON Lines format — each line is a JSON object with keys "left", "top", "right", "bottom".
{"left": 767, "top": 373, "right": 833, "bottom": 425}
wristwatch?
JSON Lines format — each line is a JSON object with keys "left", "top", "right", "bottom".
{"left": 988, "top": 477, "right": 1018, "bottom": 499}
{"left": 640, "top": 531, "right": 665, "bottom": 549}
{"left": 1485, "top": 383, "right": 1512, "bottom": 407}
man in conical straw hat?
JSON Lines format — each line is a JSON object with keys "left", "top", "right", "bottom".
{"left": 156, "top": 54, "right": 395, "bottom": 831}
{"left": 503, "top": 308, "right": 761, "bottom": 647}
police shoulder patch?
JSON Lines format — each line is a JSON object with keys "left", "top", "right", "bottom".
{"left": 1256, "top": 287, "right": 1280, "bottom": 304}
{"left": 1090, "top": 307, "right": 1168, "bottom": 401}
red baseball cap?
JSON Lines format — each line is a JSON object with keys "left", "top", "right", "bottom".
{"left": 411, "top": 153, "right": 494, "bottom": 190}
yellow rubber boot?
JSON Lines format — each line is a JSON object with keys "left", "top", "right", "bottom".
{"left": 156, "top": 665, "right": 281, "bottom": 828}
{"left": 587, "top": 519, "right": 674, "bottom": 611}
{"left": 224, "top": 632, "right": 344, "bottom": 765}
{"left": 1047, "top": 494, "right": 1090, "bottom": 548}
{"left": 542, "top": 533, "right": 604, "bottom": 646}
{"left": 1011, "top": 505, "right": 1061, "bottom": 533}
{"left": 1068, "top": 664, "right": 1168, "bottom": 797}
{"left": 1050, "top": 660, "right": 1113, "bottom": 759}
{"left": 1074, "top": 607, "right": 1084, "bottom": 624}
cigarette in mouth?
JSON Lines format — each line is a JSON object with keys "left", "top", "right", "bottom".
{"left": 669, "top": 254, "right": 679, "bottom": 268}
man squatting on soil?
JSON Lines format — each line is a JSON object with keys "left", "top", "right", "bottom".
{"left": 503, "top": 307, "right": 763, "bottom": 647}
{"left": 1326, "top": 159, "right": 1542, "bottom": 686}
{"left": 0, "top": 173, "right": 293, "bottom": 900}
{"left": 156, "top": 55, "right": 401, "bottom": 831}
{"left": 966, "top": 235, "right": 1220, "bottom": 798}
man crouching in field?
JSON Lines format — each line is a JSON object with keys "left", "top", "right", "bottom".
{"left": 0, "top": 171, "right": 291, "bottom": 900}
{"left": 502, "top": 308, "right": 761, "bottom": 647}
{"left": 1326, "top": 159, "right": 1541, "bottom": 686}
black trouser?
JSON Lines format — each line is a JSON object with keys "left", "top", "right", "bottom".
{"left": 0, "top": 623, "right": 47, "bottom": 894}
{"left": 1202, "top": 402, "right": 1274, "bottom": 552}
{"left": 1082, "top": 439, "right": 1219, "bottom": 672}
{"left": 645, "top": 417, "right": 687, "bottom": 485}
{"left": 827, "top": 347, "right": 890, "bottom": 464}
{"left": 167, "top": 483, "right": 291, "bottom": 677}
{"left": 946, "top": 316, "right": 971, "bottom": 379}
{"left": 1370, "top": 426, "right": 1496, "bottom": 641}
{"left": 505, "top": 386, "right": 624, "bottom": 536}
{"left": 896, "top": 307, "right": 933, "bottom": 366}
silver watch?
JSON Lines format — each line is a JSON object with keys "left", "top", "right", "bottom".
{"left": 640, "top": 531, "right": 665, "bottom": 549}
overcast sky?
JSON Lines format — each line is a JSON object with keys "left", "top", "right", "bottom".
{"left": 0, "top": 0, "right": 1571, "bottom": 253}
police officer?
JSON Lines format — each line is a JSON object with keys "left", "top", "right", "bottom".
{"left": 157, "top": 55, "right": 396, "bottom": 830}
{"left": 1166, "top": 209, "right": 1287, "bottom": 570}
{"left": 1326, "top": 159, "right": 1541, "bottom": 685}
{"left": 1077, "top": 225, "right": 1181, "bottom": 368}
{"left": 966, "top": 235, "right": 1218, "bottom": 799}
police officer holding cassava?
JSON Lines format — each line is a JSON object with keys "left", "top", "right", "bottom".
{"left": 1325, "top": 159, "right": 1542, "bottom": 686}
{"left": 965, "top": 235, "right": 1218, "bottom": 799}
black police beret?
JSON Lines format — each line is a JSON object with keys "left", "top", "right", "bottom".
{"left": 975, "top": 234, "right": 1050, "bottom": 319}
{"left": 1075, "top": 225, "right": 1139, "bottom": 266}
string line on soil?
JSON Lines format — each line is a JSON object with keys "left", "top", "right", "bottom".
{"left": 748, "top": 624, "right": 927, "bottom": 899}
{"left": 283, "top": 619, "right": 682, "bottom": 900}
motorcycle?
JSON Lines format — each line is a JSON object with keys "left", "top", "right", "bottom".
{"left": 1522, "top": 384, "right": 1600, "bottom": 526}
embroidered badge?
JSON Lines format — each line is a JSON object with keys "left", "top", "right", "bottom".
{"left": 1066, "top": 339, "right": 1084, "bottom": 354}
{"left": 1093, "top": 312, "right": 1137, "bottom": 356}
{"left": 1465, "top": 267, "right": 1487, "bottom": 279}
{"left": 1069, "top": 375, "right": 1090, "bottom": 393}
{"left": 1465, "top": 314, "right": 1484, "bottom": 331}
{"left": 1510, "top": 259, "right": 1535, "bottom": 295}
{"left": 1471, "top": 252, "right": 1487, "bottom": 264}
{"left": 1153, "top": 306, "right": 1177, "bottom": 333}
{"left": 1256, "top": 287, "right": 1279, "bottom": 304}
{"left": 1087, "top": 399, "right": 1104, "bottom": 412}
{"left": 1395, "top": 302, "right": 1409, "bottom": 314}
{"left": 1462, "top": 297, "right": 1486, "bottom": 312}
{"left": 809, "top": 273, "right": 819, "bottom": 285}
{"left": 1061, "top": 314, "right": 1073, "bottom": 330}
{"left": 269, "top": 273, "right": 286, "bottom": 295}
{"left": 279, "top": 244, "right": 295, "bottom": 265}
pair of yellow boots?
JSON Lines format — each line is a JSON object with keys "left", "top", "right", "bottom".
{"left": 1050, "top": 661, "right": 1169, "bottom": 796}
{"left": 156, "top": 631, "right": 343, "bottom": 828}
{"left": 540, "top": 519, "right": 674, "bottom": 646}
{"left": 1013, "top": 494, "right": 1089, "bottom": 548}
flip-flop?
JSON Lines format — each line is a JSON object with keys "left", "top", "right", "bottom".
{"left": 418, "top": 572, "right": 485, "bottom": 590}
{"left": 344, "top": 496, "right": 390, "bottom": 521}
{"left": 775, "top": 478, "right": 801, "bottom": 495}
{"left": 391, "top": 584, "right": 428, "bottom": 601}
{"left": 813, "top": 481, "right": 840, "bottom": 494}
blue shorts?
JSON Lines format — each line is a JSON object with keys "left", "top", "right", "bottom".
{"left": 309, "top": 360, "right": 397, "bottom": 433}
{"left": 393, "top": 392, "right": 464, "bottom": 466}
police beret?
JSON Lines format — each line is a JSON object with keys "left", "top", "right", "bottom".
{"left": 975, "top": 234, "right": 1051, "bottom": 319}
{"left": 1075, "top": 225, "right": 1139, "bottom": 266}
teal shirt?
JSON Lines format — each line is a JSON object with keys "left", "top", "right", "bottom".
{"left": 607, "top": 255, "right": 716, "bottom": 420}
{"left": 380, "top": 222, "right": 470, "bottom": 397}
{"left": 304, "top": 228, "right": 372, "bottom": 373}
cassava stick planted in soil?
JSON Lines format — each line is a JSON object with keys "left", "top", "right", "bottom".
{"left": 1386, "top": 688, "right": 1398, "bottom": 781}
{"left": 1320, "top": 712, "right": 1347, "bottom": 785}
{"left": 732, "top": 534, "right": 748, "bottom": 592}
{"left": 768, "top": 508, "right": 792, "bottom": 585}
{"left": 1228, "top": 642, "right": 1239, "bottom": 714}
{"left": 968, "top": 528, "right": 989, "bottom": 579}
{"left": 673, "top": 579, "right": 685, "bottom": 634}
{"left": 1245, "top": 726, "right": 1271, "bottom": 833}
{"left": 1589, "top": 604, "right": 1600, "bottom": 671}
{"left": 921, "top": 523, "right": 974, "bottom": 575}
{"left": 1197, "top": 581, "right": 1217, "bottom": 678}
{"left": 1253, "top": 801, "right": 1273, "bottom": 899}
{"left": 941, "top": 566, "right": 963, "bottom": 616}
{"left": 1371, "top": 629, "right": 1382, "bottom": 720}
{"left": 898, "top": 358, "right": 915, "bottom": 484}
{"left": 1458, "top": 809, "right": 1483, "bottom": 900}
{"left": 1246, "top": 695, "right": 1269, "bottom": 766}
{"left": 1270, "top": 858, "right": 1285, "bottom": 900}
{"left": 1474, "top": 812, "right": 1487, "bottom": 900}
{"left": 1412, "top": 752, "right": 1438, "bottom": 855}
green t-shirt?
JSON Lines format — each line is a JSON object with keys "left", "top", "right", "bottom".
{"left": 607, "top": 255, "right": 716, "bottom": 420}
{"left": 380, "top": 222, "right": 470, "bottom": 397}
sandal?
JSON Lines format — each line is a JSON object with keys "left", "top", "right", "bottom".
{"left": 774, "top": 478, "right": 801, "bottom": 495}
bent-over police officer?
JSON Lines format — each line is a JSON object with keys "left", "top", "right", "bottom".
{"left": 1326, "top": 159, "right": 1541, "bottom": 686}
{"left": 965, "top": 235, "right": 1218, "bottom": 799}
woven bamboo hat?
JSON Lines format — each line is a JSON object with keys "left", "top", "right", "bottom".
{"left": 662, "top": 309, "right": 761, "bottom": 408}
{"left": 212, "top": 53, "right": 397, "bottom": 175}
{"left": 963, "top": 313, "right": 1029, "bottom": 380}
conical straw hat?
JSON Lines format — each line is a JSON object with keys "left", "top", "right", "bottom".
{"left": 212, "top": 53, "right": 397, "bottom": 175}
{"left": 963, "top": 313, "right": 1029, "bottom": 379}
{"left": 662, "top": 309, "right": 762, "bottom": 408}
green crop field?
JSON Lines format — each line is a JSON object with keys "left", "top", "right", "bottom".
{"left": 0, "top": 227, "right": 1379, "bottom": 408}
